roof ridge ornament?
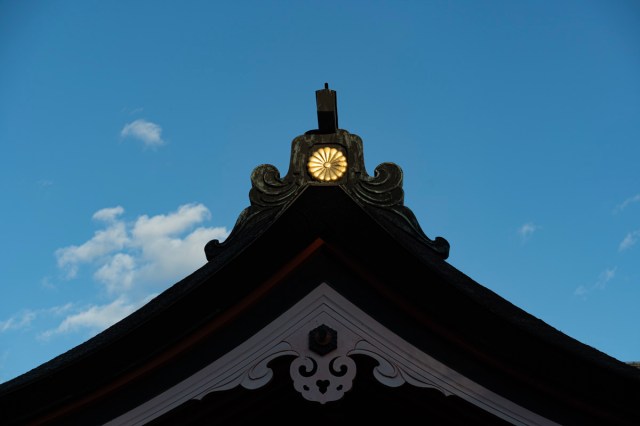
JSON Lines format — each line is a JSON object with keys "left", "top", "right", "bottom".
{"left": 315, "top": 82, "right": 338, "bottom": 134}
{"left": 205, "top": 85, "right": 449, "bottom": 260}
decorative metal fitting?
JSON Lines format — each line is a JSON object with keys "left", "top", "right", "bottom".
{"left": 307, "top": 147, "right": 347, "bottom": 181}
{"left": 308, "top": 324, "right": 337, "bottom": 356}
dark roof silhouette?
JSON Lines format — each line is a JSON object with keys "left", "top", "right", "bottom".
{"left": 1, "top": 85, "right": 639, "bottom": 426}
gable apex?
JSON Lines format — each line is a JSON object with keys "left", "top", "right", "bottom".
{"left": 108, "top": 283, "right": 559, "bottom": 426}
{"left": 206, "top": 84, "right": 449, "bottom": 263}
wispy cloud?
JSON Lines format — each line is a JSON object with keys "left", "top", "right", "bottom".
{"left": 574, "top": 267, "right": 617, "bottom": 298}
{"left": 121, "top": 106, "right": 144, "bottom": 115}
{"left": 619, "top": 230, "right": 640, "bottom": 252}
{"left": 38, "top": 297, "right": 142, "bottom": 340}
{"left": 0, "top": 311, "right": 36, "bottom": 333}
{"left": 517, "top": 222, "right": 540, "bottom": 243}
{"left": 41, "top": 276, "right": 55, "bottom": 289}
{"left": 120, "top": 119, "right": 164, "bottom": 147}
{"left": 0, "top": 304, "right": 72, "bottom": 334}
{"left": 92, "top": 206, "right": 124, "bottom": 222}
{"left": 614, "top": 194, "right": 640, "bottom": 214}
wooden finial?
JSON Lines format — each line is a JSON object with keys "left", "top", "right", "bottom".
{"left": 316, "top": 83, "right": 338, "bottom": 133}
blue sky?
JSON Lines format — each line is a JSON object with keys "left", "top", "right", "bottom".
{"left": 1, "top": 1, "right": 639, "bottom": 383}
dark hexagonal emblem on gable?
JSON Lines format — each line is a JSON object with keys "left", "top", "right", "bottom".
{"left": 308, "top": 324, "right": 337, "bottom": 356}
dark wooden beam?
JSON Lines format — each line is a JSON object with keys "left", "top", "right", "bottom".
{"left": 316, "top": 82, "right": 338, "bottom": 133}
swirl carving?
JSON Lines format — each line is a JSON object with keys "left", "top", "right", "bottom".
{"left": 349, "top": 340, "right": 451, "bottom": 395}
{"left": 205, "top": 129, "right": 449, "bottom": 261}
{"left": 290, "top": 355, "right": 357, "bottom": 404}
{"left": 248, "top": 164, "right": 299, "bottom": 208}
{"left": 349, "top": 162, "right": 450, "bottom": 259}
{"left": 351, "top": 162, "right": 404, "bottom": 207}
{"left": 205, "top": 164, "right": 300, "bottom": 260}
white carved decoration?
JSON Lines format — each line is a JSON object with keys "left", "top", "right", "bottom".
{"left": 107, "top": 283, "right": 559, "bottom": 426}
{"left": 290, "top": 354, "right": 356, "bottom": 403}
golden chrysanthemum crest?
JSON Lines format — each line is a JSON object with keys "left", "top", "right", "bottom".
{"left": 307, "top": 147, "right": 347, "bottom": 182}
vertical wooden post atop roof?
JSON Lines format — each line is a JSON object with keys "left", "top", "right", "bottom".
{"left": 316, "top": 83, "right": 338, "bottom": 133}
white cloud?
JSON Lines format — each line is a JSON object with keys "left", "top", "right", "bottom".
{"left": 44, "top": 203, "right": 229, "bottom": 341}
{"left": 574, "top": 267, "right": 617, "bottom": 298}
{"left": 56, "top": 221, "right": 129, "bottom": 278}
{"left": 0, "top": 311, "right": 36, "bottom": 333}
{"left": 619, "top": 230, "right": 640, "bottom": 252}
{"left": 133, "top": 203, "right": 210, "bottom": 240}
{"left": 56, "top": 203, "right": 228, "bottom": 296}
{"left": 39, "top": 298, "right": 140, "bottom": 340}
{"left": 94, "top": 253, "right": 136, "bottom": 295}
{"left": 121, "top": 119, "right": 164, "bottom": 147}
{"left": 517, "top": 222, "right": 540, "bottom": 242}
{"left": 614, "top": 194, "right": 640, "bottom": 214}
{"left": 135, "top": 225, "right": 228, "bottom": 285}
{"left": 93, "top": 206, "right": 124, "bottom": 222}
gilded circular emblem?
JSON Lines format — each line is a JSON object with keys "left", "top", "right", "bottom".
{"left": 307, "top": 147, "right": 347, "bottom": 181}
